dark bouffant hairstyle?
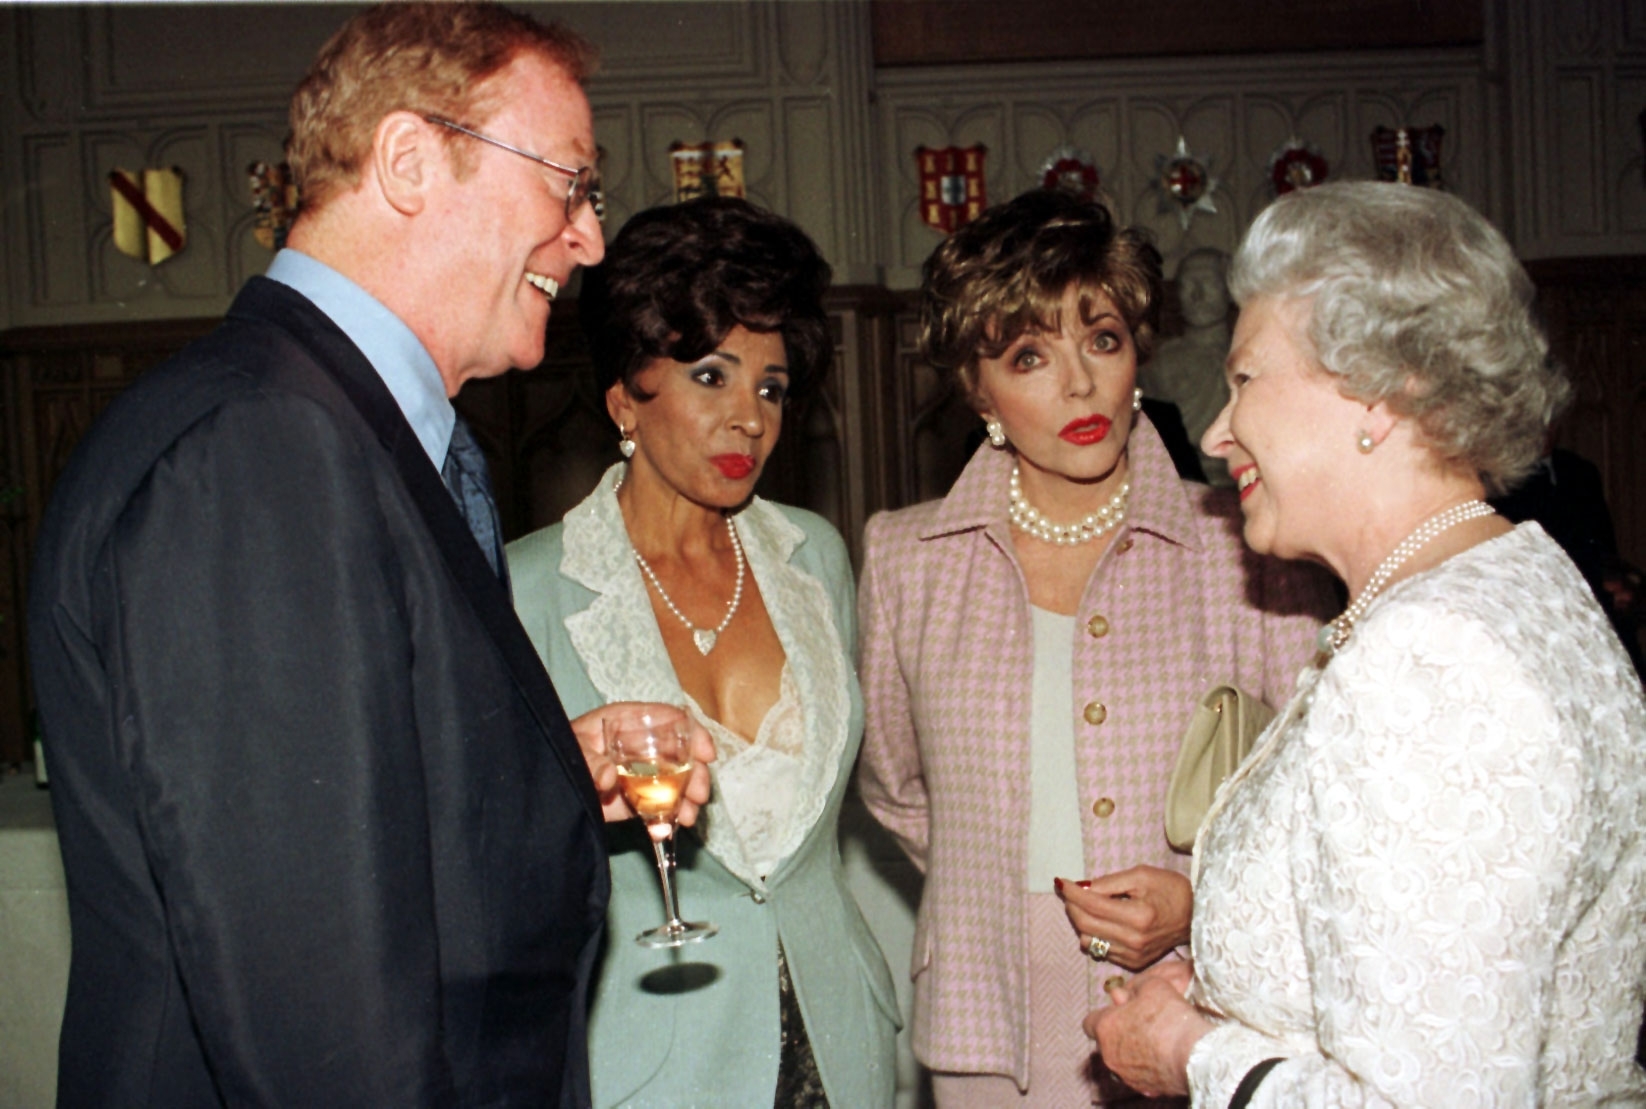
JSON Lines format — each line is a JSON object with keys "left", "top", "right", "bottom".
{"left": 920, "top": 189, "right": 1162, "bottom": 407}
{"left": 580, "top": 197, "right": 833, "bottom": 401}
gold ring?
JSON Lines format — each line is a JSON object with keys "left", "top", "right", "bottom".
{"left": 1085, "top": 935, "right": 1111, "bottom": 961}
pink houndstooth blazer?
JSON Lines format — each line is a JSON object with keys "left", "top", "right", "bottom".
{"left": 855, "top": 418, "right": 1336, "bottom": 1083}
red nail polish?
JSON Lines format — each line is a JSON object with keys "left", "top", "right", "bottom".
{"left": 1076, "top": 880, "right": 1092, "bottom": 889}
{"left": 1053, "top": 877, "right": 1065, "bottom": 893}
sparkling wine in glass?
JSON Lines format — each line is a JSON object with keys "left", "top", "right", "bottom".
{"left": 607, "top": 713, "right": 717, "bottom": 948}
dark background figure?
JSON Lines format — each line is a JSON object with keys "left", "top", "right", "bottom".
{"left": 1491, "top": 446, "right": 1644, "bottom": 680}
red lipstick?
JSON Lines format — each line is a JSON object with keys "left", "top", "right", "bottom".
{"left": 1059, "top": 415, "right": 1112, "bottom": 446}
{"left": 1230, "top": 464, "right": 1259, "bottom": 502}
{"left": 712, "top": 454, "right": 756, "bottom": 480}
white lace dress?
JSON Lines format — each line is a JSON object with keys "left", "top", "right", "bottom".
{"left": 1187, "top": 523, "right": 1646, "bottom": 1107}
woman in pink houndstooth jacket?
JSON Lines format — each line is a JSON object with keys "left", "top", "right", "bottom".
{"left": 855, "top": 189, "right": 1334, "bottom": 1106}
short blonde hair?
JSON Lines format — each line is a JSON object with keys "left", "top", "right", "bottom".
{"left": 287, "top": 2, "right": 597, "bottom": 213}
{"left": 919, "top": 189, "right": 1161, "bottom": 408}
{"left": 1231, "top": 182, "right": 1566, "bottom": 495}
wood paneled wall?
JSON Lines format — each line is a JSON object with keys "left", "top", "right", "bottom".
{"left": 3, "top": 261, "right": 1642, "bottom": 765}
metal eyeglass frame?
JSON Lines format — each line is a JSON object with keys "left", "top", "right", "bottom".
{"left": 423, "top": 114, "right": 603, "bottom": 222}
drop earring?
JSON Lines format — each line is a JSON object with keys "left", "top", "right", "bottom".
{"left": 1132, "top": 387, "right": 1143, "bottom": 413}
{"left": 619, "top": 427, "right": 637, "bottom": 459}
{"left": 985, "top": 418, "right": 1008, "bottom": 449}
{"left": 1356, "top": 431, "right": 1375, "bottom": 454}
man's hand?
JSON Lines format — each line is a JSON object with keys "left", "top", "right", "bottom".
{"left": 1056, "top": 865, "right": 1192, "bottom": 970}
{"left": 570, "top": 703, "right": 715, "bottom": 825}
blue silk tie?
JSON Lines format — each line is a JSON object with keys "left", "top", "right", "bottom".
{"left": 441, "top": 416, "right": 509, "bottom": 589}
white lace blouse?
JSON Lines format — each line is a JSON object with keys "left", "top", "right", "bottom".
{"left": 685, "top": 665, "right": 807, "bottom": 880}
{"left": 557, "top": 467, "right": 853, "bottom": 889}
{"left": 1187, "top": 523, "right": 1646, "bottom": 1107}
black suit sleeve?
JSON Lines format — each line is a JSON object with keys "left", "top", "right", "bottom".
{"left": 102, "top": 393, "right": 457, "bottom": 1105}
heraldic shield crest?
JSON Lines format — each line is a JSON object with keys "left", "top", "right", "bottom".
{"left": 917, "top": 145, "right": 987, "bottom": 233}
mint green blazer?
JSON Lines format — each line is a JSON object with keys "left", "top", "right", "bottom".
{"left": 507, "top": 468, "right": 899, "bottom": 1109}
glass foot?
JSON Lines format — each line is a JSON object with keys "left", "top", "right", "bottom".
{"left": 636, "top": 919, "right": 718, "bottom": 949}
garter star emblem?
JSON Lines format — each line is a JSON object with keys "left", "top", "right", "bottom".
{"left": 1155, "top": 136, "right": 1219, "bottom": 230}
{"left": 1039, "top": 145, "right": 1101, "bottom": 202}
{"left": 1267, "top": 137, "right": 1329, "bottom": 196}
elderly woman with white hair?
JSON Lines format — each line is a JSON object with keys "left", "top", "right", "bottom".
{"left": 1088, "top": 181, "right": 1646, "bottom": 1107}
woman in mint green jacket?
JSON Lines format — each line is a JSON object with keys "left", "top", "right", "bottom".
{"left": 507, "top": 197, "right": 897, "bottom": 1108}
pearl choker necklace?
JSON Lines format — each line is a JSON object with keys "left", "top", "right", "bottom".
{"left": 1007, "top": 463, "right": 1130, "bottom": 546}
{"left": 1318, "top": 498, "right": 1496, "bottom": 655}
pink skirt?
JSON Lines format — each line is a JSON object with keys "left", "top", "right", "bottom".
{"left": 929, "top": 894, "right": 1184, "bottom": 1108}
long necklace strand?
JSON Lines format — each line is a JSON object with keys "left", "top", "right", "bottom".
{"left": 633, "top": 515, "right": 745, "bottom": 656}
{"left": 1007, "top": 463, "right": 1130, "bottom": 545}
{"left": 1318, "top": 499, "right": 1496, "bottom": 655}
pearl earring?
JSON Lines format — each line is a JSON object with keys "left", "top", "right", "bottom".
{"left": 1132, "top": 387, "right": 1143, "bottom": 413}
{"left": 619, "top": 428, "right": 637, "bottom": 459}
{"left": 985, "top": 418, "right": 1008, "bottom": 449}
{"left": 1356, "top": 431, "right": 1375, "bottom": 454}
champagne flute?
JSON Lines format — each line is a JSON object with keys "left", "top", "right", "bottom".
{"left": 606, "top": 712, "right": 717, "bottom": 948}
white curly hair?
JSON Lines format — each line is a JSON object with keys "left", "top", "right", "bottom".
{"left": 1229, "top": 181, "right": 1568, "bottom": 495}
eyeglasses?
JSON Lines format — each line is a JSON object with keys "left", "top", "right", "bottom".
{"left": 423, "top": 115, "right": 603, "bottom": 223}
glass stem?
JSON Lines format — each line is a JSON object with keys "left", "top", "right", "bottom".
{"left": 651, "top": 831, "right": 686, "bottom": 929}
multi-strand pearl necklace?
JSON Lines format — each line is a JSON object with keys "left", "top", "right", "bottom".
{"left": 1007, "top": 463, "right": 1130, "bottom": 545}
{"left": 1318, "top": 498, "right": 1496, "bottom": 655}
{"left": 632, "top": 513, "right": 746, "bottom": 657}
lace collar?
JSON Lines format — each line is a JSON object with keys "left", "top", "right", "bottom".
{"left": 560, "top": 464, "right": 852, "bottom": 887}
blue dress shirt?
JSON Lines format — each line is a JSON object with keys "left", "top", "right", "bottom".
{"left": 264, "top": 249, "right": 453, "bottom": 471}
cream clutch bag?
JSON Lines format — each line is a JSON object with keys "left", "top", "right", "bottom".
{"left": 1164, "top": 685, "right": 1275, "bottom": 853}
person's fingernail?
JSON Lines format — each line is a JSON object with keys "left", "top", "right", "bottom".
{"left": 1075, "top": 879, "right": 1092, "bottom": 889}
{"left": 1053, "top": 877, "right": 1064, "bottom": 893}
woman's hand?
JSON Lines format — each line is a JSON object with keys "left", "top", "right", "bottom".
{"left": 570, "top": 703, "right": 716, "bottom": 825}
{"left": 1056, "top": 865, "right": 1192, "bottom": 969}
{"left": 1086, "top": 961, "right": 1208, "bottom": 1098}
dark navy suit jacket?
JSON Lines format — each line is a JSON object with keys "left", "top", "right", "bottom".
{"left": 28, "top": 277, "right": 609, "bottom": 1107}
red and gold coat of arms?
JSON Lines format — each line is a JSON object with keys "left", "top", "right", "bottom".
{"left": 917, "top": 145, "right": 987, "bottom": 234}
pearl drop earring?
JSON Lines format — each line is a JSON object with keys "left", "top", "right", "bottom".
{"left": 619, "top": 428, "right": 637, "bottom": 459}
{"left": 1132, "top": 387, "right": 1143, "bottom": 412}
{"left": 985, "top": 418, "right": 1008, "bottom": 449}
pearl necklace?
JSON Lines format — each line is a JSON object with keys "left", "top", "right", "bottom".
{"left": 633, "top": 514, "right": 745, "bottom": 656}
{"left": 1318, "top": 499, "right": 1496, "bottom": 655}
{"left": 1007, "top": 463, "right": 1130, "bottom": 545}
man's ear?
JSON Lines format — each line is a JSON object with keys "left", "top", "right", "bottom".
{"left": 372, "top": 111, "right": 436, "bottom": 217}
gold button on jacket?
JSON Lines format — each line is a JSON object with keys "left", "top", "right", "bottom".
{"left": 1083, "top": 701, "right": 1108, "bottom": 725}
{"left": 1092, "top": 797, "right": 1116, "bottom": 818}
{"left": 1086, "top": 614, "right": 1110, "bottom": 638}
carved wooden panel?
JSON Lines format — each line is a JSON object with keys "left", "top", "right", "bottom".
{"left": 871, "top": 0, "right": 1483, "bottom": 66}
{"left": 875, "top": 51, "right": 1493, "bottom": 285}
{"left": 1507, "top": 0, "right": 1646, "bottom": 258}
{"left": 0, "top": 2, "right": 882, "bottom": 326}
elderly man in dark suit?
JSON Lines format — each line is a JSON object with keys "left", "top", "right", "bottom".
{"left": 27, "top": 5, "right": 710, "bottom": 1106}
